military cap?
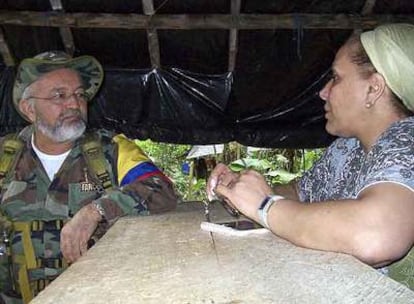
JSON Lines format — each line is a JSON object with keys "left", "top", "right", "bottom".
{"left": 13, "top": 51, "right": 104, "bottom": 121}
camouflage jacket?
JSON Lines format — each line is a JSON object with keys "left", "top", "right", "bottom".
{"left": 0, "top": 126, "right": 178, "bottom": 222}
{"left": 0, "top": 126, "right": 178, "bottom": 300}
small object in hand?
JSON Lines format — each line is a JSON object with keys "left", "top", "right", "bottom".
{"left": 209, "top": 180, "right": 240, "bottom": 217}
{"left": 203, "top": 200, "right": 211, "bottom": 222}
{"left": 210, "top": 192, "right": 240, "bottom": 218}
{"left": 220, "top": 219, "right": 262, "bottom": 230}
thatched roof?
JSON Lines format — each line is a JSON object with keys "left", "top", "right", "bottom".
{"left": 1, "top": 0, "right": 413, "bottom": 147}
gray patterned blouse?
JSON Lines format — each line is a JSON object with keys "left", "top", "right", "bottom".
{"left": 298, "top": 116, "right": 414, "bottom": 202}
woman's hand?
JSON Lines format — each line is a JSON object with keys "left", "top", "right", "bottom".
{"left": 214, "top": 169, "right": 273, "bottom": 222}
{"left": 207, "top": 163, "right": 239, "bottom": 200}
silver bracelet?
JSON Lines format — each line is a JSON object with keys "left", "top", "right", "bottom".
{"left": 257, "top": 195, "right": 284, "bottom": 229}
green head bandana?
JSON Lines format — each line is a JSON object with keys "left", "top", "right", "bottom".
{"left": 13, "top": 51, "right": 104, "bottom": 121}
{"left": 361, "top": 23, "right": 414, "bottom": 112}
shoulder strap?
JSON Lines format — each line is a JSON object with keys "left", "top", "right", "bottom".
{"left": 0, "top": 133, "right": 24, "bottom": 190}
{"left": 81, "top": 133, "right": 114, "bottom": 191}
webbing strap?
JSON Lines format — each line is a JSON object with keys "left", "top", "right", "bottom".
{"left": 81, "top": 134, "right": 113, "bottom": 191}
{"left": 0, "top": 133, "right": 24, "bottom": 189}
{"left": 18, "top": 263, "right": 33, "bottom": 304}
{"left": 36, "top": 279, "right": 52, "bottom": 294}
{"left": 11, "top": 221, "right": 69, "bottom": 303}
{"left": 13, "top": 222, "right": 37, "bottom": 269}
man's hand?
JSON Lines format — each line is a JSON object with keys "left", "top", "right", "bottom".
{"left": 60, "top": 203, "right": 102, "bottom": 263}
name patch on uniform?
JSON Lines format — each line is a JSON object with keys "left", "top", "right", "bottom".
{"left": 80, "top": 168, "right": 104, "bottom": 193}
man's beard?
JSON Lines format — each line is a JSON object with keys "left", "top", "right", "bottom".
{"left": 36, "top": 109, "right": 87, "bottom": 143}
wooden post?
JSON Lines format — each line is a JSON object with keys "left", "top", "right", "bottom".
{"left": 188, "top": 160, "right": 195, "bottom": 200}
{"left": 0, "top": 27, "right": 14, "bottom": 66}
{"left": 361, "top": 0, "right": 377, "bottom": 16}
{"left": 228, "top": 0, "right": 241, "bottom": 72}
{"left": 49, "top": 0, "right": 75, "bottom": 56}
{"left": 142, "top": 0, "right": 161, "bottom": 68}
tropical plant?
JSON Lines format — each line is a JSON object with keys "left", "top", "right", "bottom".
{"left": 228, "top": 147, "right": 325, "bottom": 185}
{"left": 135, "top": 139, "right": 191, "bottom": 201}
{"left": 135, "top": 139, "right": 325, "bottom": 201}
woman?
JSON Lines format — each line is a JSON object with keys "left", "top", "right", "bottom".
{"left": 207, "top": 23, "right": 414, "bottom": 288}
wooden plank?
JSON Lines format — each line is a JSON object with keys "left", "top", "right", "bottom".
{"left": 142, "top": 0, "right": 160, "bottom": 68}
{"left": 228, "top": 0, "right": 241, "bottom": 72}
{"left": 49, "top": 0, "right": 75, "bottom": 56}
{"left": 0, "top": 11, "right": 413, "bottom": 30}
{"left": 0, "top": 27, "right": 15, "bottom": 66}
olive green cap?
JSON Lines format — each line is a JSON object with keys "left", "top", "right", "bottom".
{"left": 13, "top": 51, "right": 104, "bottom": 121}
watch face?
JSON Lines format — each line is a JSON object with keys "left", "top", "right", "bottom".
{"left": 218, "top": 220, "right": 262, "bottom": 230}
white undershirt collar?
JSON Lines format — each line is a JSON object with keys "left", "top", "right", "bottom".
{"left": 31, "top": 135, "right": 71, "bottom": 181}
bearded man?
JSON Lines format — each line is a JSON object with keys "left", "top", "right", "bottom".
{"left": 0, "top": 51, "right": 178, "bottom": 304}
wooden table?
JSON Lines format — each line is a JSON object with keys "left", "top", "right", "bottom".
{"left": 31, "top": 202, "right": 414, "bottom": 304}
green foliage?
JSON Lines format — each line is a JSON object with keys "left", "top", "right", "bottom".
{"left": 135, "top": 139, "right": 325, "bottom": 201}
{"left": 187, "top": 178, "right": 208, "bottom": 202}
{"left": 135, "top": 139, "right": 190, "bottom": 171}
{"left": 265, "top": 169, "right": 299, "bottom": 184}
{"left": 228, "top": 148, "right": 325, "bottom": 186}
{"left": 229, "top": 158, "right": 273, "bottom": 172}
{"left": 135, "top": 139, "right": 191, "bottom": 201}
{"left": 300, "top": 149, "right": 324, "bottom": 171}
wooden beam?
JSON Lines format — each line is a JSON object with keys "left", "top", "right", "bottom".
{"left": 142, "top": 0, "right": 154, "bottom": 15}
{"left": 49, "top": 0, "right": 75, "bottom": 56}
{"left": 59, "top": 27, "right": 75, "bottom": 56}
{"left": 142, "top": 0, "right": 160, "bottom": 68}
{"left": 0, "top": 11, "right": 413, "bottom": 30}
{"left": 361, "top": 0, "right": 377, "bottom": 16}
{"left": 0, "top": 27, "right": 15, "bottom": 66}
{"left": 228, "top": 0, "right": 241, "bottom": 72}
{"left": 146, "top": 28, "right": 160, "bottom": 68}
{"left": 49, "top": 0, "right": 63, "bottom": 11}
{"left": 351, "top": 0, "right": 376, "bottom": 34}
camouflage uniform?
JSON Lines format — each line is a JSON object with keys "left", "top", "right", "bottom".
{"left": 0, "top": 126, "right": 178, "bottom": 303}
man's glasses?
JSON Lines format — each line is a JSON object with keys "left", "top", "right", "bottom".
{"left": 27, "top": 90, "right": 90, "bottom": 105}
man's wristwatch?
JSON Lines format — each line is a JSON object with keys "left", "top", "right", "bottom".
{"left": 257, "top": 195, "right": 284, "bottom": 229}
{"left": 92, "top": 201, "right": 106, "bottom": 220}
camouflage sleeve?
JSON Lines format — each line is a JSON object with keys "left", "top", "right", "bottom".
{"left": 92, "top": 133, "right": 178, "bottom": 221}
{"left": 93, "top": 176, "right": 177, "bottom": 220}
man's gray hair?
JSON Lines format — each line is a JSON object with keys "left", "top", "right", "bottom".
{"left": 21, "top": 85, "right": 35, "bottom": 106}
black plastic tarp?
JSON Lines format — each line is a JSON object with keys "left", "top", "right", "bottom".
{"left": 4, "top": 0, "right": 390, "bottom": 147}
{"left": 0, "top": 64, "right": 335, "bottom": 148}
